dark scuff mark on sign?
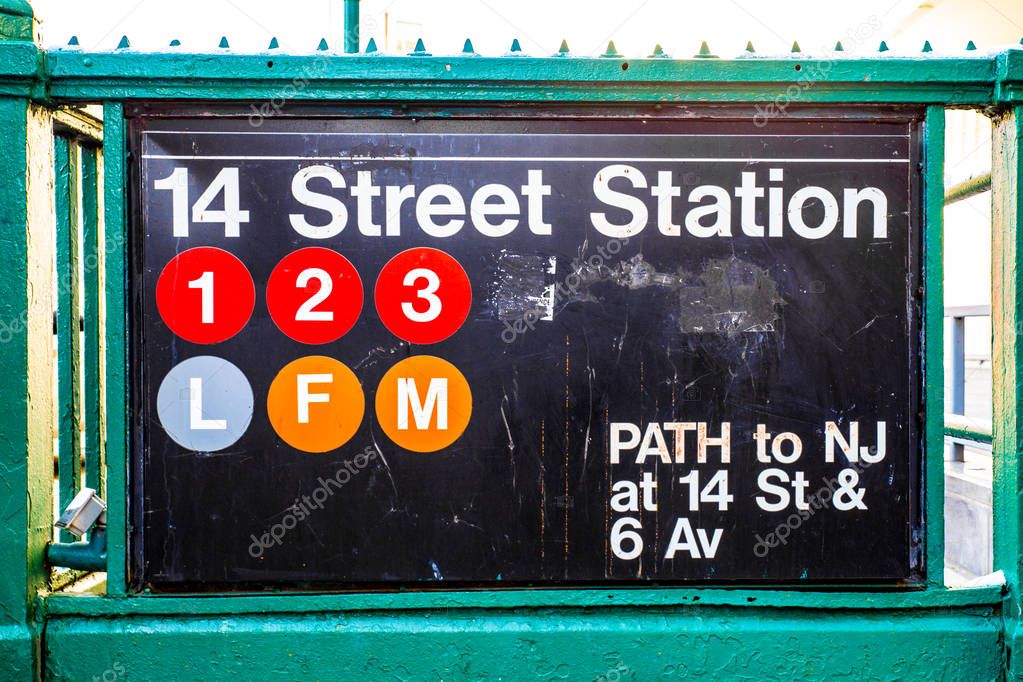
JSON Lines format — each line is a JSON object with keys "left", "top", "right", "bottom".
{"left": 488, "top": 251, "right": 556, "bottom": 321}
{"left": 677, "top": 257, "right": 783, "bottom": 335}
{"left": 489, "top": 249, "right": 783, "bottom": 336}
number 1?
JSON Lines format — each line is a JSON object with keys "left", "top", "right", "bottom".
{"left": 188, "top": 271, "right": 214, "bottom": 323}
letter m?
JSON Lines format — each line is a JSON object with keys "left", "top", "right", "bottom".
{"left": 397, "top": 378, "right": 448, "bottom": 430}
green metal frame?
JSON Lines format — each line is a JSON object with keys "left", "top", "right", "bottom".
{"left": 0, "top": 0, "right": 1021, "bottom": 677}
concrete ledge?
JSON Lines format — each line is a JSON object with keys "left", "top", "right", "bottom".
{"left": 45, "top": 607, "right": 1002, "bottom": 680}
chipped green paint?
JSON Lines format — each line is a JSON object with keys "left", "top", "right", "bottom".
{"left": 993, "top": 105, "right": 1023, "bottom": 679}
{"left": 0, "top": 1, "right": 1021, "bottom": 677}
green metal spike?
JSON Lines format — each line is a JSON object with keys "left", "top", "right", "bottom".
{"left": 791, "top": 41, "right": 801, "bottom": 53}
{"left": 462, "top": 38, "right": 476, "bottom": 55}
{"left": 409, "top": 37, "right": 430, "bottom": 56}
{"left": 169, "top": 39, "right": 181, "bottom": 47}
{"left": 834, "top": 41, "right": 844, "bottom": 52}
{"left": 966, "top": 40, "right": 977, "bottom": 50}
{"left": 649, "top": 43, "right": 667, "bottom": 58}
{"left": 218, "top": 36, "right": 229, "bottom": 49}
{"left": 67, "top": 36, "right": 79, "bottom": 46}
{"left": 878, "top": 40, "right": 889, "bottom": 52}
{"left": 268, "top": 37, "right": 279, "bottom": 50}
{"left": 922, "top": 40, "right": 932, "bottom": 52}
{"left": 116, "top": 35, "right": 130, "bottom": 49}
{"left": 364, "top": 37, "right": 378, "bottom": 53}
{"left": 557, "top": 39, "right": 570, "bottom": 56}
{"left": 601, "top": 40, "right": 621, "bottom": 58}
{"left": 509, "top": 38, "right": 522, "bottom": 53}
{"left": 317, "top": 38, "right": 329, "bottom": 51}
{"left": 695, "top": 41, "right": 717, "bottom": 58}
{"left": 745, "top": 41, "right": 756, "bottom": 53}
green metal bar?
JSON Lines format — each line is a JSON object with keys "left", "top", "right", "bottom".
{"left": 944, "top": 173, "right": 991, "bottom": 205}
{"left": 81, "top": 145, "right": 102, "bottom": 497}
{"left": 923, "top": 105, "right": 945, "bottom": 588}
{"left": 43, "top": 53, "right": 1000, "bottom": 104}
{"left": 0, "top": 94, "right": 40, "bottom": 681}
{"left": 944, "top": 425, "right": 993, "bottom": 445}
{"left": 40, "top": 583, "right": 1004, "bottom": 616}
{"left": 102, "top": 101, "right": 127, "bottom": 594}
{"left": 53, "top": 134, "right": 79, "bottom": 544}
{"left": 992, "top": 105, "right": 1023, "bottom": 676}
{"left": 68, "top": 141, "right": 83, "bottom": 516}
{"left": 343, "top": 0, "right": 359, "bottom": 54}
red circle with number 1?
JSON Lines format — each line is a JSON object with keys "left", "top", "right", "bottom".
{"left": 266, "top": 247, "right": 364, "bottom": 344}
{"left": 156, "top": 247, "right": 255, "bottom": 344}
{"left": 374, "top": 247, "right": 471, "bottom": 344}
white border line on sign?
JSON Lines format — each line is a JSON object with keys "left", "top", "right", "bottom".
{"left": 141, "top": 131, "right": 912, "bottom": 138}
{"left": 141, "top": 155, "right": 911, "bottom": 163}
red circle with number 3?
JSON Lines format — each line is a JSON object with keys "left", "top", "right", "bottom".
{"left": 156, "top": 247, "right": 255, "bottom": 344}
{"left": 374, "top": 247, "right": 471, "bottom": 344}
{"left": 266, "top": 247, "right": 364, "bottom": 344}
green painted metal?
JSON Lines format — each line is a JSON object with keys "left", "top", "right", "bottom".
{"left": 52, "top": 134, "right": 80, "bottom": 544}
{"left": 0, "top": 93, "right": 37, "bottom": 682}
{"left": 992, "top": 105, "right": 1023, "bottom": 679}
{"left": 45, "top": 528, "right": 106, "bottom": 573}
{"left": 945, "top": 172, "right": 992, "bottom": 205}
{"left": 0, "top": 0, "right": 32, "bottom": 42}
{"left": 42, "top": 51, "right": 1004, "bottom": 103}
{"left": 41, "top": 584, "right": 1005, "bottom": 616}
{"left": 0, "top": 5, "right": 1019, "bottom": 677}
{"left": 42, "top": 606, "right": 1004, "bottom": 681}
{"left": 343, "top": 0, "right": 359, "bottom": 54}
{"left": 944, "top": 424, "right": 994, "bottom": 445}
{"left": 81, "top": 144, "right": 102, "bottom": 496}
{"left": 101, "top": 100, "right": 128, "bottom": 596}
{"left": 923, "top": 105, "right": 945, "bottom": 589}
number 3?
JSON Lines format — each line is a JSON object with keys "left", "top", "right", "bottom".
{"left": 401, "top": 268, "right": 441, "bottom": 322}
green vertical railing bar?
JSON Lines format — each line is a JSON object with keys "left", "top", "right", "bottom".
{"left": 81, "top": 144, "right": 102, "bottom": 498}
{"left": 992, "top": 105, "right": 1023, "bottom": 676}
{"left": 343, "top": 0, "right": 359, "bottom": 54}
{"left": 103, "top": 101, "right": 127, "bottom": 593}
{"left": 53, "top": 134, "right": 82, "bottom": 543}
{"left": 923, "top": 105, "right": 945, "bottom": 587}
{"left": 0, "top": 93, "right": 35, "bottom": 681}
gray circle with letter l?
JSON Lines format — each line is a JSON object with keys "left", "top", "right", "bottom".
{"left": 156, "top": 355, "right": 254, "bottom": 452}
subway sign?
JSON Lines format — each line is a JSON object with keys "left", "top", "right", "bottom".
{"left": 132, "top": 108, "right": 922, "bottom": 587}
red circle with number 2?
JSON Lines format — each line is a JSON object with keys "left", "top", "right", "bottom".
{"left": 266, "top": 247, "right": 364, "bottom": 344}
{"left": 156, "top": 246, "right": 255, "bottom": 344}
{"left": 374, "top": 247, "right": 471, "bottom": 344}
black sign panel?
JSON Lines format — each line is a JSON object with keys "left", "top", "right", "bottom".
{"left": 131, "top": 107, "right": 922, "bottom": 588}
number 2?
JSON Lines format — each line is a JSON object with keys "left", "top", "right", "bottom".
{"left": 295, "top": 268, "right": 334, "bottom": 321}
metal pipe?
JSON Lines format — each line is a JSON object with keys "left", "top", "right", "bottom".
{"left": 950, "top": 316, "right": 966, "bottom": 461}
{"left": 944, "top": 173, "right": 991, "bottom": 205}
{"left": 47, "top": 527, "right": 107, "bottom": 572}
{"left": 343, "top": 0, "right": 360, "bottom": 54}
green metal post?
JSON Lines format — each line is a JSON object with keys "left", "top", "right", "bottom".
{"left": 102, "top": 101, "right": 128, "bottom": 594}
{"left": 54, "top": 135, "right": 82, "bottom": 543}
{"left": 0, "top": 2, "right": 46, "bottom": 679}
{"left": 343, "top": 0, "right": 359, "bottom": 54}
{"left": 81, "top": 145, "right": 102, "bottom": 497}
{"left": 924, "top": 105, "right": 945, "bottom": 587}
{"left": 992, "top": 104, "right": 1023, "bottom": 678}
